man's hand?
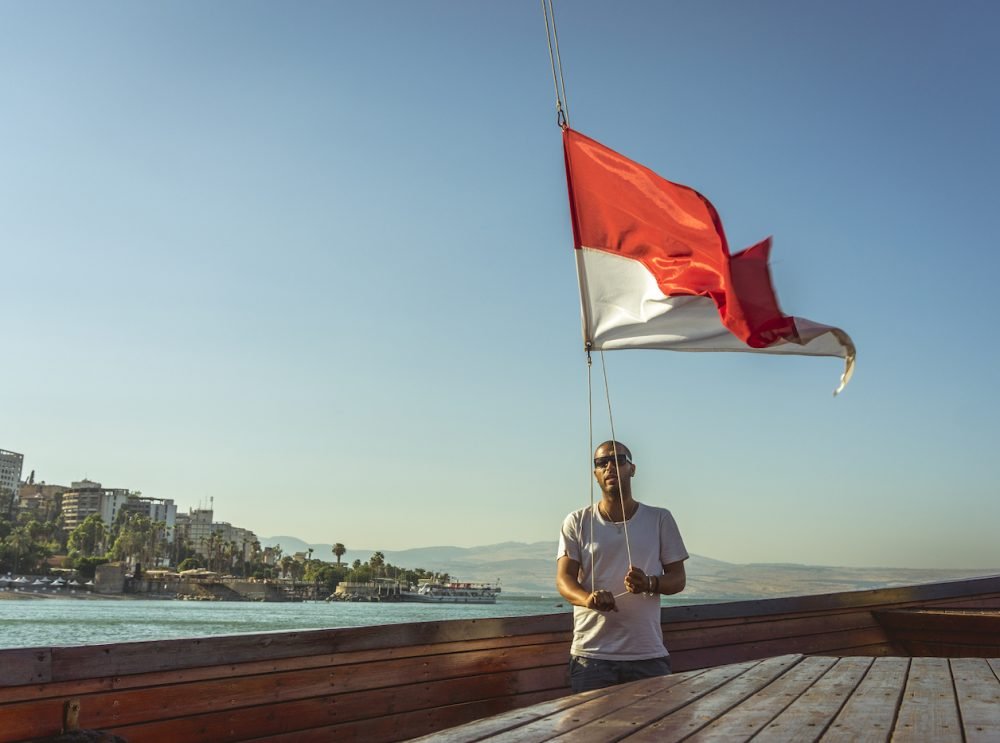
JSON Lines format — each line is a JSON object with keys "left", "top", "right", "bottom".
{"left": 586, "top": 589, "right": 618, "bottom": 612}
{"left": 624, "top": 565, "right": 649, "bottom": 594}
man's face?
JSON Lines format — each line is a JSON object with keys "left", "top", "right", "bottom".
{"left": 593, "top": 443, "right": 634, "bottom": 496}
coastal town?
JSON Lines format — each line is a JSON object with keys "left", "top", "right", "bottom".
{"left": 1, "top": 446, "right": 478, "bottom": 602}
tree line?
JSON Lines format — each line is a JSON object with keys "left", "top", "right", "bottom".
{"left": 1, "top": 510, "right": 448, "bottom": 595}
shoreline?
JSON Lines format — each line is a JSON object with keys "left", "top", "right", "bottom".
{"left": 0, "top": 590, "right": 168, "bottom": 601}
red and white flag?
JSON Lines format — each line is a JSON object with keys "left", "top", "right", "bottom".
{"left": 564, "top": 128, "right": 855, "bottom": 394}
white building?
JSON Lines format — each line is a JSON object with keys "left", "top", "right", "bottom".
{"left": 0, "top": 449, "right": 25, "bottom": 518}
{"left": 60, "top": 481, "right": 176, "bottom": 540}
{"left": 60, "top": 480, "right": 130, "bottom": 532}
{"left": 175, "top": 508, "right": 257, "bottom": 565}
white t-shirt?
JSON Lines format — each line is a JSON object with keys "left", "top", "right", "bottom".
{"left": 558, "top": 502, "right": 688, "bottom": 660}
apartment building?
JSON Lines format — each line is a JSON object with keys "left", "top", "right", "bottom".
{"left": 60, "top": 480, "right": 131, "bottom": 531}
{"left": 0, "top": 449, "right": 25, "bottom": 518}
{"left": 174, "top": 508, "right": 257, "bottom": 563}
{"left": 15, "top": 483, "right": 70, "bottom": 522}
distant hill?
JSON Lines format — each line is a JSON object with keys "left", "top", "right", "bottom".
{"left": 260, "top": 536, "right": 997, "bottom": 597}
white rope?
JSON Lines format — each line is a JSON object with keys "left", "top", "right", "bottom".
{"left": 599, "top": 351, "right": 635, "bottom": 600}
{"left": 549, "top": 0, "right": 570, "bottom": 126}
{"left": 541, "top": 0, "right": 569, "bottom": 128}
{"left": 586, "top": 347, "right": 595, "bottom": 595}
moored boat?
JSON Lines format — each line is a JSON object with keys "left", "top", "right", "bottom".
{"left": 402, "top": 580, "right": 501, "bottom": 604}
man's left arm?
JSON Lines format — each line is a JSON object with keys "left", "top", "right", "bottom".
{"left": 656, "top": 560, "right": 686, "bottom": 595}
{"left": 624, "top": 560, "right": 686, "bottom": 595}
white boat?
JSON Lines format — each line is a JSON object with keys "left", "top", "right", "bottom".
{"left": 403, "top": 580, "right": 501, "bottom": 604}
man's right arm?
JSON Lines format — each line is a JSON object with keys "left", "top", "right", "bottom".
{"left": 557, "top": 555, "right": 617, "bottom": 612}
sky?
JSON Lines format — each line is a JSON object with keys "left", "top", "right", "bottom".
{"left": 2, "top": 1, "right": 998, "bottom": 569}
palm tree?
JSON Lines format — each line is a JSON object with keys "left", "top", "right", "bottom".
{"left": 332, "top": 543, "right": 346, "bottom": 564}
{"left": 68, "top": 515, "right": 107, "bottom": 558}
{"left": 207, "top": 531, "right": 224, "bottom": 573}
{"left": 5, "top": 527, "right": 33, "bottom": 573}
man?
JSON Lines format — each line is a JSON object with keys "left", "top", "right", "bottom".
{"left": 557, "top": 440, "right": 688, "bottom": 692}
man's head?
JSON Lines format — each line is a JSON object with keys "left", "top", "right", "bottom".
{"left": 593, "top": 440, "right": 635, "bottom": 498}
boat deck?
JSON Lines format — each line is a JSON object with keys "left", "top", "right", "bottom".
{"left": 422, "top": 653, "right": 1000, "bottom": 742}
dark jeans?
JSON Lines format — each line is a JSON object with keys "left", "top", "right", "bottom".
{"left": 569, "top": 654, "right": 672, "bottom": 692}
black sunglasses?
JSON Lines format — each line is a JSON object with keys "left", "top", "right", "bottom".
{"left": 594, "top": 454, "right": 631, "bottom": 469}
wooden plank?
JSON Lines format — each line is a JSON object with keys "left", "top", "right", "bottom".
{"left": 819, "top": 656, "right": 909, "bottom": 742}
{"left": 484, "top": 670, "right": 699, "bottom": 743}
{"left": 896, "top": 640, "right": 1000, "bottom": 658}
{"left": 684, "top": 656, "right": 838, "bottom": 741}
{"left": 102, "top": 667, "right": 566, "bottom": 743}
{"left": 44, "top": 614, "right": 574, "bottom": 682}
{"left": 0, "top": 675, "right": 116, "bottom": 705}
{"left": 124, "top": 688, "right": 564, "bottom": 743}
{"left": 813, "top": 642, "right": 899, "bottom": 659}
{"left": 876, "top": 609, "right": 1000, "bottom": 657}
{"left": 930, "top": 596, "right": 1000, "bottom": 610}
{"left": 665, "top": 610, "right": 882, "bottom": 652}
{"left": 670, "top": 626, "right": 888, "bottom": 672}
{"left": 658, "top": 576, "right": 1000, "bottom": 624}
{"left": 406, "top": 687, "right": 607, "bottom": 743}
{"left": 877, "top": 609, "right": 1000, "bottom": 632}
{"left": 542, "top": 662, "right": 761, "bottom": 743}
{"left": 0, "top": 657, "right": 566, "bottom": 742}
{"left": 619, "top": 655, "right": 804, "bottom": 742}
{"left": 950, "top": 658, "right": 1000, "bottom": 743}
{"left": 0, "top": 698, "right": 65, "bottom": 742}
{"left": 750, "top": 656, "right": 872, "bottom": 742}
{"left": 892, "top": 657, "right": 962, "bottom": 742}
{"left": 0, "top": 631, "right": 571, "bottom": 704}
{"left": 0, "top": 648, "right": 51, "bottom": 687}
{"left": 68, "top": 644, "right": 567, "bottom": 731}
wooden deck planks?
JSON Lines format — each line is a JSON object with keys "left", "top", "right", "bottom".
{"left": 819, "top": 656, "right": 909, "bottom": 743}
{"left": 478, "top": 672, "right": 694, "bottom": 743}
{"left": 951, "top": 658, "right": 1000, "bottom": 743}
{"left": 619, "top": 655, "right": 804, "bottom": 742}
{"left": 739, "top": 656, "right": 871, "bottom": 743}
{"left": 875, "top": 657, "right": 963, "bottom": 743}
{"left": 428, "top": 654, "right": 1000, "bottom": 743}
{"left": 545, "top": 662, "right": 760, "bottom": 743}
{"left": 683, "top": 656, "right": 838, "bottom": 741}
{"left": 407, "top": 688, "right": 607, "bottom": 743}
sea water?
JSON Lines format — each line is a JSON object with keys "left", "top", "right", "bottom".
{"left": 0, "top": 595, "right": 694, "bottom": 649}
{"left": 0, "top": 595, "right": 567, "bottom": 649}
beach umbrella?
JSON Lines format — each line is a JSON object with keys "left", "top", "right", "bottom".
{"left": 32, "top": 579, "right": 45, "bottom": 586}
{"left": 68, "top": 579, "right": 80, "bottom": 586}
{"left": 50, "top": 578, "right": 65, "bottom": 587}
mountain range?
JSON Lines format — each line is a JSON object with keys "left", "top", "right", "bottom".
{"left": 260, "top": 536, "right": 996, "bottom": 598}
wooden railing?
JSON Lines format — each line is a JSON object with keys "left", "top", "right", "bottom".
{"left": 1, "top": 575, "right": 998, "bottom": 742}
